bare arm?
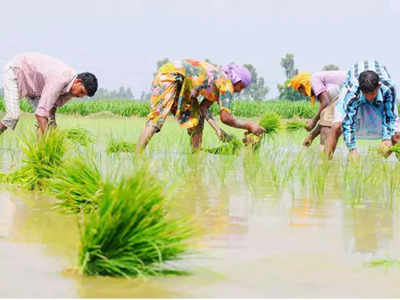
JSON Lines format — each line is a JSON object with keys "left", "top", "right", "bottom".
{"left": 220, "top": 110, "right": 265, "bottom": 135}
{"left": 199, "top": 99, "right": 233, "bottom": 141}
{"left": 199, "top": 99, "right": 222, "bottom": 134}
{"left": 48, "top": 106, "right": 57, "bottom": 128}
{"left": 35, "top": 115, "right": 48, "bottom": 133}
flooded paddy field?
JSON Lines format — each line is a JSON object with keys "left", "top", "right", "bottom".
{"left": 1, "top": 114, "right": 400, "bottom": 298}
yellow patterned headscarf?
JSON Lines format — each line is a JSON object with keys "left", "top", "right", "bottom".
{"left": 288, "top": 72, "right": 315, "bottom": 105}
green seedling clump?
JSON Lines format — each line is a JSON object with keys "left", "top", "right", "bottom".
{"left": 106, "top": 140, "right": 136, "bottom": 154}
{"left": 242, "top": 112, "right": 281, "bottom": 151}
{"left": 65, "top": 128, "right": 94, "bottom": 146}
{"left": 390, "top": 144, "right": 400, "bottom": 160}
{"left": 79, "top": 169, "right": 196, "bottom": 277}
{"left": 7, "top": 130, "right": 67, "bottom": 190}
{"left": 285, "top": 120, "right": 306, "bottom": 131}
{"left": 203, "top": 136, "right": 243, "bottom": 155}
{"left": 259, "top": 112, "right": 281, "bottom": 134}
{"left": 49, "top": 157, "right": 103, "bottom": 213}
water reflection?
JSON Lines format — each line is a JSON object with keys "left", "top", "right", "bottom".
{"left": 344, "top": 205, "right": 394, "bottom": 256}
{"left": 1, "top": 127, "right": 400, "bottom": 297}
{"left": 0, "top": 192, "right": 16, "bottom": 238}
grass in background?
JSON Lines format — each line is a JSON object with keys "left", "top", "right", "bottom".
{"left": 0, "top": 98, "right": 319, "bottom": 119}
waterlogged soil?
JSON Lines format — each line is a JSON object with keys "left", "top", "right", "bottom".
{"left": 1, "top": 116, "right": 400, "bottom": 297}
{"left": 2, "top": 179, "right": 400, "bottom": 297}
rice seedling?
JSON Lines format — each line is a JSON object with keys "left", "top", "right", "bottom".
{"left": 106, "top": 139, "right": 136, "bottom": 154}
{"left": 6, "top": 129, "right": 67, "bottom": 190}
{"left": 48, "top": 156, "right": 103, "bottom": 213}
{"left": 259, "top": 112, "right": 281, "bottom": 134}
{"left": 64, "top": 128, "right": 94, "bottom": 147}
{"left": 389, "top": 143, "right": 400, "bottom": 160}
{"left": 369, "top": 259, "right": 400, "bottom": 267}
{"left": 242, "top": 112, "right": 281, "bottom": 151}
{"left": 79, "top": 169, "right": 197, "bottom": 277}
{"left": 285, "top": 120, "right": 306, "bottom": 131}
{"left": 203, "top": 136, "right": 243, "bottom": 155}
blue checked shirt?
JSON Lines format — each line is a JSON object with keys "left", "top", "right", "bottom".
{"left": 338, "top": 60, "right": 397, "bottom": 150}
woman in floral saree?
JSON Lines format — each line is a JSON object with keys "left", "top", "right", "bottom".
{"left": 137, "top": 59, "right": 265, "bottom": 152}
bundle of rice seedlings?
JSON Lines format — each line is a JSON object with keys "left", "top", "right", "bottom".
{"left": 389, "top": 143, "right": 400, "bottom": 160}
{"left": 48, "top": 157, "right": 103, "bottom": 213}
{"left": 7, "top": 130, "right": 67, "bottom": 190}
{"left": 64, "top": 128, "right": 94, "bottom": 147}
{"left": 259, "top": 112, "right": 281, "bottom": 134}
{"left": 285, "top": 120, "right": 306, "bottom": 131}
{"left": 79, "top": 169, "right": 197, "bottom": 277}
{"left": 106, "top": 140, "right": 136, "bottom": 154}
{"left": 369, "top": 259, "right": 400, "bottom": 267}
{"left": 203, "top": 136, "right": 243, "bottom": 155}
{"left": 242, "top": 112, "right": 281, "bottom": 151}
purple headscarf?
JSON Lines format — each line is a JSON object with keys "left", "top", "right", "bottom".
{"left": 222, "top": 64, "right": 252, "bottom": 87}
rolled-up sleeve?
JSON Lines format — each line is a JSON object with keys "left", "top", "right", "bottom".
{"left": 35, "top": 81, "right": 65, "bottom": 118}
{"left": 342, "top": 92, "right": 359, "bottom": 150}
{"left": 382, "top": 89, "right": 396, "bottom": 140}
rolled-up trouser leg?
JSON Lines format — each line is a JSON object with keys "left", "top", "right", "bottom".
{"left": 2, "top": 65, "right": 20, "bottom": 130}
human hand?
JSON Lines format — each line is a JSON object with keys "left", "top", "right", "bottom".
{"left": 378, "top": 139, "right": 392, "bottom": 158}
{"left": 305, "top": 119, "right": 316, "bottom": 131}
{"left": 217, "top": 130, "right": 233, "bottom": 142}
{"left": 303, "top": 135, "right": 313, "bottom": 147}
{"left": 242, "top": 131, "right": 261, "bottom": 146}
{"left": 247, "top": 123, "right": 265, "bottom": 136}
{"left": 348, "top": 149, "right": 360, "bottom": 163}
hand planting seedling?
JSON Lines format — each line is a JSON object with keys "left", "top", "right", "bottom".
{"left": 243, "top": 112, "right": 281, "bottom": 150}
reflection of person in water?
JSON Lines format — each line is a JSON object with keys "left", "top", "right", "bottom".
{"left": 289, "top": 197, "right": 311, "bottom": 227}
{"left": 346, "top": 207, "right": 393, "bottom": 254}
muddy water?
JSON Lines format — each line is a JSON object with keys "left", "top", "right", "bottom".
{"left": 1, "top": 178, "right": 400, "bottom": 298}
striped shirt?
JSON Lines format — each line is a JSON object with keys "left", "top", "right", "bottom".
{"left": 338, "top": 60, "right": 397, "bottom": 149}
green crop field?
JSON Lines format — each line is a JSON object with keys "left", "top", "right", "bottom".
{"left": 0, "top": 98, "right": 320, "bottom": 118}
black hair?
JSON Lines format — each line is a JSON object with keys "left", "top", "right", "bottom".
{"left": 358, "top": 70, "right": 379, "bottom": 93}
{"left": 77, "top": 72, "right": 98, "bottom": 97}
